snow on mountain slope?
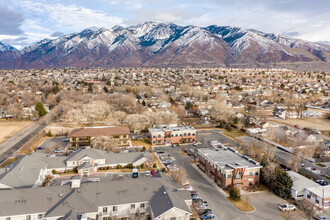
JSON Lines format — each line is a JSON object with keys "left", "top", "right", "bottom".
{"left": 1, "top": 22, "right": 330, "bottom": 69}
{"left": 0, "top": 41, "right": 18, "bottom": 52}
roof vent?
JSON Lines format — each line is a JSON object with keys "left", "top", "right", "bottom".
{"left": 163, "top": 191, "right": 167, "bottom": 195}
{"left": 58, "top": 193, "right": 63, "bottom": 197}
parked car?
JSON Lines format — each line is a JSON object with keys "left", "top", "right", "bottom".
{"left": 201, "top": 209, "right": 212, "bottom": 215}
{"left": 200, "top": 213, "right": 214, "bottom": 219}
{"left": 157, "top": 151, "right": 165, "bottom": 154}
{"left": 54, "top": 149, "right": 63, "bottom": 153}
{"left": 315, "top": 180, "right": 328, "bottom": 186}
{"left": 279, "top": 204, "right": 296, "bottom": 211}
{"left": 193, "top": 142, "right": 198, "bottom": 146}
{"left": 163, "top": 160, "right": 173, "bottom": 165}
{"left": 190, "top": 191, "right": 198, "bottom": 195}
{"left": 185, "top": 185, "right": 193, "bottom": 191}
{"left": 37, "top": 147, "right": 44, "bottom": 150}
{"left": 151, "top": 170, "right": 157, "bottom": 175}
{"left": 196, "top": 205, "right": 208, "bottom": 210}
{"left": 145, "top": 171, "right": 151, "bottom": 177}
{"left": 192, "top": 194, "right": 200, "bottom": 199}
{"left": 172, "top": 144, "right": 176, "bottom": 148}
{"left": 314, "top": 215, "right": 327, "bottom": 220}
{"left": 202, "top": 201, "right": 208, "bottom": 206}
{"left": 63, "top": 138, "right": 70, "bottom": 142}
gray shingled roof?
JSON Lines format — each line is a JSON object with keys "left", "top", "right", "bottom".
{"left": 0, "top": 176, "right": 191, "bottom": 219}
{"left": 0, "top": 153, "right": 47, "bottom": 188}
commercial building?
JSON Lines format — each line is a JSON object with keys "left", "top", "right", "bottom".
{"left": 149, "top": 126, "right": 196, "bottom": 145}
{"left": 198, "top": 142, "right": 262, "bottom": 189}
{"left": 68, "top": 126, "right": 130, "bottom": 148}
{"left": 288, "top": 171, "right": 330, "bottom": 209}
{"left": 0, "top": 176, "right": 192, "bottom": 220}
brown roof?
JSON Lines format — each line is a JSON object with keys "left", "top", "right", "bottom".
{"left": 68, "top": 126, "right": 129, "bottom": 137}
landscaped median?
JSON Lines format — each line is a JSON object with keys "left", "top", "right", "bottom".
{"left": 225, "top": 186, "right": 255, "bottom": 213}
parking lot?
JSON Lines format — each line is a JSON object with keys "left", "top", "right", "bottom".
{"left": 36, "top": 136, "right": 69, "bottom": 154}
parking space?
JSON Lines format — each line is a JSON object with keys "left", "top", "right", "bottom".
{"left": 244, "top": 192, "right": 304, "bottom": 220}
{"left": 197, "top": 129, "right": 239, "bottom": 148}
{"left": 36, "top": 137, "right": 69, "bottom": 154}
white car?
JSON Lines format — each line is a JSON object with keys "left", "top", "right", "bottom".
{"left": 54, "top": 149, "right": 63, "bottom": 153}
{"left": 185, "top": 185, "right": 193, "bottom": 191}
{"left": 279, "top": 204, "right": 296, "bottom": 211}
{"left": 145, "top": 171, "right": 151, "bottom": 176}
{"left": 63, "top": 138, "right": 70, "bottom": 142}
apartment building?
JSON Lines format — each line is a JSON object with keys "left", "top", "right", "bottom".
{"left": 68, "top": 126, "right": 130, "bottom": 148}
{"left": 198, "top": 142, "right": 262, "bottom": 189}
{"left": 149, "top": 126, "right": 196, "bottom": 145}
{"left": 0, "top": 149, "right": 154, "bottom": 189}
{"left": 0, "top": 177, "right": 192, "bottom": 220}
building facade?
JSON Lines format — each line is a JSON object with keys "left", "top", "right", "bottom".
{"left": 149, "top": 126, "right": 196, "bottom": 145}
{"left": 198, "top": 143, "right": 262, "bottom": 189}
{"left": 68, "top": 126, "right": 130, "bottom": 148}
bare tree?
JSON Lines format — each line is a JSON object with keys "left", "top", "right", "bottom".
{"left": 297, "top": 200, "right": 315, "bottom": 220}
{"left": 281, "top": 210, "right": 295, "bottom": 220}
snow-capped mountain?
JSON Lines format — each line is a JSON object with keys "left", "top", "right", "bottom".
{"left": 1, "top": 22, "right": 330, "bottom": 69}
{"left": 0, "top": 41, "right": 17, "bottom": 52}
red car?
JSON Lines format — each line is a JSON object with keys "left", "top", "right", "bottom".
{"left": 151, "top": 170, "right": 157, "bottom": 175}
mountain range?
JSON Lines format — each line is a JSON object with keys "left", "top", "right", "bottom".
{"left": 1, "top": 22, "right": 330, "bottom": 70}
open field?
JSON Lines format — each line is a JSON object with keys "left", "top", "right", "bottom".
{"left": 274, "top": 118, "right": 330, "bottom": 132}
{"left": 0, "top": 121, "right": 32, "bottom": 144}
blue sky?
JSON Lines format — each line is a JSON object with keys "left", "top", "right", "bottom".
{"left": 1, "top": 0, "right": 330, "bottom": 49}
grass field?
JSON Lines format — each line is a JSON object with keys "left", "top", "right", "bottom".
{"left": 0, "top": 121, "right": 32, "bottom": 144}
{"left": 274, "top": 118, "right": 330, "bottom": 132}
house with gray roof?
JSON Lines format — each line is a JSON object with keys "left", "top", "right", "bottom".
{"left": 0, "top": 176, "right": 192, "bottom": 220}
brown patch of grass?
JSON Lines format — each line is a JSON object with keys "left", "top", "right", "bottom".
{"left": 17, "top": 134, "right": 47, "bottom": 155}
{"left": 221, "top": 128, "right": 247, "bottom": 139}
{"left": 227, "top": 197, "right": 254, "bottom": 212}
{"left": 0, "top": 121, "right": 32, "bottom": 144}
{"left": 131, "top": 138, "right": 152, "bottom": 150}
{"left": 0, "top": 157, "right": 18, "bottom": 168}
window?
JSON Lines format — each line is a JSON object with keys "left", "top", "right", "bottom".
{"left": 227, "top": 174, "right": 232, "bottom": 178}
{"left": 235, "top": 172, "right": 241, "bottom": 180}
{"left": 103, "top": 207, "right": 108, "bottom": 213}
{"left": 223, "top": 174, "right": 226, "bottom": 178}
{"left": 170, "top": 218, "right": 176, "bottom": 220}
{"left": 140, "top": 203, "right": 145, "bottom": 208}
{"left": 192, "top": 133, "right": 195, "bottom": 136}
{"left": 26, "top": 215, "right": 31, "bottom": 220}
{"left": 184, "top": 133, "right": 187, "bottom": 136}
{"left": 175, "top": 134, "right": 178, "bottom": 137}
{"left": 172, "top": 134, "right": 174, "bottom": 137}
{"left": 219, "top": 169, "right": 221, "bottom": 174}
{"left": 131, "top": 204, "right": 135, "bottom": 209}
{"left": 307, "top": 195, "right": 311, "bottom": 199}
{"left": 113, "top": 135, "right": 120, "bottom": 138}
{"left": 113, "top": 206, "right": 118, "bottom": 212}
{"left": 153, "top": 136, "right": 156, "bottom": 138}
{"left": 38, "top": 214, "right": 43, "bottom": 219}
{"left": 180, "top": 134, "right": 182, "bottom": 136}
{"left": 157, "top": 140, "right": 161, "bottom": 144}
{"left": 255, "top": 181, "right": 258, "bottom": 185}
{"left": 249, "top": 182, "right": 252, "bottom": 186}
{"left": 255, "top": 171, "right": 259, "bottom": 176}
{"left": 249, "top": 172, "right": 253, "bottom": 176}
{"left": 158, "top": 134, "right": 161, "bottom": 138}
{"left": 188, "top": 133, "right": 191, "bottom": 136}
{"left": 153, "top": 141, "right": 155, "bottom": 144}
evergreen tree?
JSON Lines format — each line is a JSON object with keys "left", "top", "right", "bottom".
{"left": 35, "top": 102, "right": 47, "bottom": 117}
{"left": 103, "top": 86, "right": 108, "bottom": 93}
{"left": 274, "top": 170, "right": 293, "bottom": 199}
{"left": 88, "top": 83, "right": 93, "bottom": 93}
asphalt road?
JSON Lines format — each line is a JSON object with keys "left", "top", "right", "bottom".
{"left": 0, "top": 122, "right": 47, "bottom": 164}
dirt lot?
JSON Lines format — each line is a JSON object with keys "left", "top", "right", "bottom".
{"left": 275, "top": 118, "right": 330, "bottom": 132}
{"left": 0, "top": 121, "right": 32, "bottom": 144}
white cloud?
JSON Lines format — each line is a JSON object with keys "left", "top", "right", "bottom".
{"left": 17, "top": 1, "right": 123, "bottom": 32}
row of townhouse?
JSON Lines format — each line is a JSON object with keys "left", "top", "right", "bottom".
{"left": 0, "top": 176, "right": 192, "bottom": 220}
{"left": 68, "top": 126, "right": 130, "bottom": 148}
{"left": 198, "top": 142, "right": 262, "bottom": 189}
{"left": 149, "top": 126, "right": 196, "bottom": 146}
{"left": 0, "top": 149, "right": 154, "bottom": 189}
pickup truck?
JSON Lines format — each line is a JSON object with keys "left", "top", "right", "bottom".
{"left": 279, "top": 204, "right": 296, "bottom": 211}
